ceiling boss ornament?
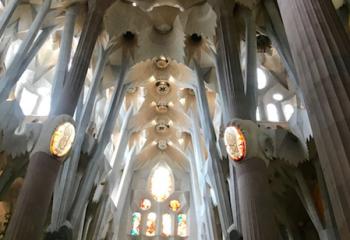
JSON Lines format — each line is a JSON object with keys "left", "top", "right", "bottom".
{"left": 224, "top": 125, "right": 247, "bottom": 162}
{"left": 155, "top": 80, "right": 171, "bottom": 96}
{"left": 50, "top": 122, "right": 76, "bottom": 158}
{"left": 154, "top": 56, "right": 170, "bottom": 69}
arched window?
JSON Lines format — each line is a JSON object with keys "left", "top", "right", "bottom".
{"left": 130, "top": 212, "right": 141, "bottom": 236}
{"left": 266, "top": 103, "right": 279, "bottom": 122}
{"left": 146, "top": 212, "right": 157, "bottom": 236}
{"left": 177, "top": 214, "right": 188, "bottom": 237}
{"left": 283, "top": 104, "right": 295, "bottom": 121}
{"left": 149, "top": 163, "right": 175, "bottom": 202}
{"left": 257, "top": 68, "right": 267, "bottom": 90}
{"left": 162, "top": 213, "right": 172, "bottom": 237}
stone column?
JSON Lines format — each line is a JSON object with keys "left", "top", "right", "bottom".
{"left": 277, "top": 0, "right": 350, "bottom": 238}
{"left": 216, "top": 8, "right": 250, "bottom": 122}
{"left": 0, "top": 0, "right": 52, "bottom": 102}
{"left": 234, "top": 158, "right": 279, "bottom": 240}
{"left": 0, "top": 0, "right": 22, "bottom": 38}
{"left": 4, "top": 1, "right": 116, "bottom": 239}
{"left": 50, "top": 4, "right": 79, "bottom": 113}
{"left": 215, "top": 5, "right": 279, "bottom": 239}
{"left": 194, "top": 61, "right": 233, "bottom": 239}
{"left": 242, "top": 8, "right": 258, "bottom": 121}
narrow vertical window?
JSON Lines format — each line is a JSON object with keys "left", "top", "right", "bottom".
{"left": 177, "top": 214, "right": 188, "bottom": 237}
{"left": 283, "top": 104, "right": 295, "bottom": 121}
{"left": 162, "top": 213, "right": 172, "bottom": 237}
{"left": 130, "top": 212, "right": 141, "bottom": 236}
{"left": 146, "top": 212, "right": 157, "bottom": 236}
{"left": 266, "top": 103, "right": 279, "bottom": 122}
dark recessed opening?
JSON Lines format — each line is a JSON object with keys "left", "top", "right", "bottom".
{"left": 123, "top": 31, "right": 135, "bottom": 40}
{"left": 190, "top": 33, "right": 202, "bottom": 43}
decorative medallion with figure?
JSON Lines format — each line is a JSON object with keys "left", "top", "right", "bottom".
{"left": 224, "top": 126, "right": 247, "bottom": 161}
{"left": 50, "top": 122, "right": 76, "bottom": 158}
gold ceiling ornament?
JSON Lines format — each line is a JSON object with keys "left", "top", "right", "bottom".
{"left": 153, "top": 56, "right": 170, "bottom": 69}
{"left": 224, "top": 125, "right": 247, "bottom": 162}
{"left": 155, "top": 80, "right": 171, "bottom": 95}
{"left": 155, "top": 121, "right": 170, "bottom": 133}
{"left": 50, "top": 122, "right": 76, "bottom": 158}
{"left": 156, "top": 101, "right": 169, "bottom": 113}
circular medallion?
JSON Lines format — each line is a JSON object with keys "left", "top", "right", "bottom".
{"left": 155, "top": 122, "right": 169, "bottom": 133}
{"left": 156, "top": 102, "right": 168, "bottom": 113}
{"left": 224, "top": 126, "right": 246, "bottom": 161}
{"left": 154, "top": 56, "right": 169, "bottom": 69}
{"left": 155, "top": 81, "right": 171, "bottom": 96}
{"left": 140, "top": 198, "right": 152, "bottom": 211}
{"left": 50, "top": 122, "right": 76, "bottom": 158}
{"left": 157, "top": 140, "right": 168, "bottom": 150}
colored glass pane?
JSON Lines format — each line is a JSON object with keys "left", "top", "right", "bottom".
{"left": 140, "top": 199, "right": 152, "bottom": 211}
{"left": 130, "top": 212, "right": 141, "bottom": 236}
{"left": 169, "top": 200, "right": 181, "bottom": 212}
{"left": 177, "top": 214, "right": 188, "bottom": 237}
{"left": 146, "top": 212, "right": 157, "bottom": 236}
{"left": 224, "top": 126, "right": 247, "bottom": 161}
{"left": 50, "top": 122, "right": 75, "bottom": 158}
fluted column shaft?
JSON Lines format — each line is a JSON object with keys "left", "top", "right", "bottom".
{"left": 235, "top": 158, "right": 279, "bottom": 240}
{"left": 214, "top": 5, "right": 279, "bottom": 239}
{"left": 243, "top": 8, "right": 258, "bottom": 121}
{"left": 216, "top": 10, "right": 250, "bottom": 122}
{"left": 194, "top": 62, "right": 233, "bottom": 238}
{"left": 277, "top": 0, "right": 350, "bottom": 238}
{"left": 0, "top": 0, "right": 22, "bottom": 38}
{"left": 50, "top": 5, "right": 79, "bottom": 113}
{"left": 5, "top": 1, "right": 115, "bottom": 239}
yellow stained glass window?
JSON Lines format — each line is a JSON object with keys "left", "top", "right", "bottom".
{"left": 169, "top": 200, "right": 181, "bottom": 212}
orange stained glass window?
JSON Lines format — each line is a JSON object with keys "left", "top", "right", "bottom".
{"left": 140, "top": 198, "right": 152, "bottom": 211}
{"left": 146, "top": 212, "right": 157, "bottom": 236}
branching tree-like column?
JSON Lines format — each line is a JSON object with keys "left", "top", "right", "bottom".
{"left": 277, "top": 0, "right": 350, "bottom": 239}
{"left": 214, "top": 3, "right": 279, "bottom": 239}
{"left": 4, "top": 1, "right": 116, "bottom": 239}
{"left": 0, "top": 0, "right": 22, "bottom": 38}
